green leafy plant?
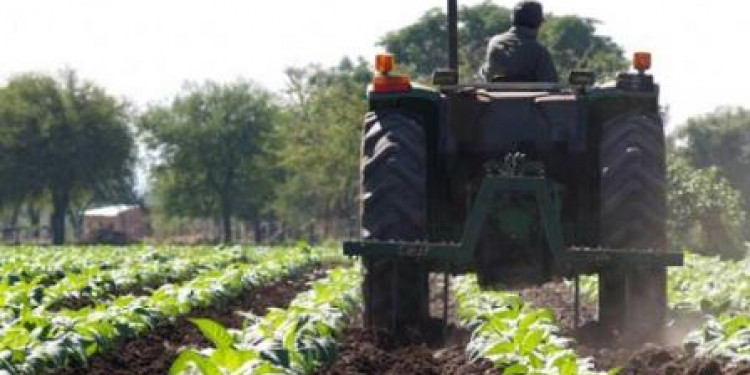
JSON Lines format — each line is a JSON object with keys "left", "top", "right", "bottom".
{"left": 454, "top": 275, "right": 607, "bottom": 375}
{"left": 0, "top": 245, "right": 320, "bottom": 374}
{"left": 171, "top": 266, "right": 361, "bottom": 375}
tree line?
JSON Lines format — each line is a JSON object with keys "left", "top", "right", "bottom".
{"left": 0, "top": 1, "right": 748, "bottom": 255}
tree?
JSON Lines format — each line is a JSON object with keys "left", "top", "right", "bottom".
{"left": 379, "top": 9, "right": 448, "bottom": 79}
{"left": 379, "top": 1, "right": 628, "bottom": 81}
{"left": 675, "top": 107, "right": 750, "bottom": 236}
{"left": 272, "top": 58, "right": 370, "bottom": 237}
{"left": 140, "top": 81, "right": 277, "bottom": 243}
{"left": 668, "top": 154, "right": 746, "bottom": 259}
{"left": 0, "top": 71, "right": 135, "bottom": 244}
{"left": 0, "top": 77, "right": 52, "bottom": 230}
{"left": 539, "top": 15, "right": 627, "bottom": 80}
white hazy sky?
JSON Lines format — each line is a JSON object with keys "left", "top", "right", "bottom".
{"left": 0, "top": 0, "right": 746, "bottom": 129}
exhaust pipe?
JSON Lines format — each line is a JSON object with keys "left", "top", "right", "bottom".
{"left": 448, "top": 0, "right": 458, "bottom": 73}
{"left": 433, "top": 0, "right": 459, "bottom": 86}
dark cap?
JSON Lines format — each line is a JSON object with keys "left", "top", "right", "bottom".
{"left": 513, "top": 1, "right": 544, "bottom": 29}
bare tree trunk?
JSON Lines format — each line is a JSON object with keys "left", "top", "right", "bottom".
{"left": 51, "top": 188, "right": 69, "bottom": 245}
{"left": 8, "top": 203, "right": 22, "bottom": 244}
{"left": 254, "top": 221, "right": 263, "bottom": 244}
{"left": 220, "top": 194, "right": 233, "bottom": 244}
{"left": 27, "top": 204, "right": 40, "bottom": 240}
{"left": 9, "top": 203, "right": 21, "bottom": 228}
{"left": 68, "top": 205, "right": 86, "bottom": 242}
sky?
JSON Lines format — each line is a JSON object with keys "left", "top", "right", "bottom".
{"left": 0, "top": 0, "right": 747, "bottom": 130}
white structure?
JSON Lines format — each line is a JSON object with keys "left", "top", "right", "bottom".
{"left": 83, "top": 205, "right": 148, "bottom": 242}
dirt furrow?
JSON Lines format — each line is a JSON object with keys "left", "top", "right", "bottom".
{"left": 518, "top": 281, "right": 750, "bottom": 375}
{"left": 316, "top": 274, "right": 499, "bottom": 375}
{"left": 54, "top": 266, "right": 329, "bottom": 375}
{"left": 319, "top": 276, "right": 750, "bottom": 375}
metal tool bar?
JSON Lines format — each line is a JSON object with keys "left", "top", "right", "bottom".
{"left": 344, "top": 240, "right": 466, "bottom": 261}
{"left": 447, "top": 0, "right": 458, "bottom": 72}
{"left": 565, "top": 247, "right": 684, "bottom": 267}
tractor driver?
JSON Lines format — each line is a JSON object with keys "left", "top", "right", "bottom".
{"left": 481, "top": 1, "right": 558, "bottom": 83}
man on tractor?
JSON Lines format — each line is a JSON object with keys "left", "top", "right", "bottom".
{"left": 481, "top": 0, "right": 558, "bottom": 83}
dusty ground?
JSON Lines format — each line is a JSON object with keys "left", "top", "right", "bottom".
{"left": 321, "top": 276, "right": 750, "bottom": 375}
{"left": 517, "top": 281, "right": 750, "bottom": 375}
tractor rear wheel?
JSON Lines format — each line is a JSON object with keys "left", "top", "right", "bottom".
{"left": 360, "top": 109, "right": 430, "bottom": 331}
{"left": 599, "top": 111, "right": 668, "bottom": 341}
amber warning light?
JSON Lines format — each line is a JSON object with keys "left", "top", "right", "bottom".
{"left": 375, "top": 54, "right": 394, "bottom": 74}
{"left": 372, "top": 53, "right": 411, "bottom": 93}
{"left": 633, "top": 52, "right": 652, "bottom": 72}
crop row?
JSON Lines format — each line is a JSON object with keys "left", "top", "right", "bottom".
{"left": 170, "top": 266, "right": 362, "bottom": 375}
{"left": 454, "top": 275, "right": 604, "bottom": 375}
{"left": 0, "top": 246, "right": 257, "bottom": 285}
{"left": 173, "top": 268, "right": 607, "bottom": 375}
{"left": 669, "top": 253, "right": 750, "bottom": 362}
{"left": 576, "top": 252, "right": 750, "bottom": 364}
{"left": 163, "top": 251, "right": 750, "bottom": 373}
{"left": 0, "top": 247, "right": 250, "bottom": 325}
{"left": 0, "top": 247, "right": 320, "bottom": 374}
{"left": 0, "top": 247, "right": 148, "bottom": 285}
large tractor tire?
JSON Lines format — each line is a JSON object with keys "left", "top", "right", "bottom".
{"left": 599, "top": 111, "right": 668, "bottom": 341}
{"left": 360, "top": 109, "right": 430, "bottom": 331}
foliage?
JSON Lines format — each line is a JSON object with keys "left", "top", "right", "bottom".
{"left": 668, "top": 253, "right": 750, "bottom": 315}
{"left": 539, "top": 16, "right": 627, "bottom": 81}
{"left": 140, "top": 80, "right": 278, "bottom": 243}
{"left": 684, "top": 314, "right": 750, "bottom": 362}
{"left": 170, "top": 266, "right": 361, "bottom": 374}
{"left": 668, "top": 154, "right": 746, "bottom": 259}
{"left": 379, "top": 1, "right": 628, "bottom": 82}
{"left": 0, "top": 246, "right": 249, "bottom": 312}
{"left": 0, "top": 245, "right": 320, "bottom": 374}
{"left": 579, "top": 252, "right": 750, "bottom": 315}
{"left": 454, "top": 276, "right": 606, "bottom": 375}
{"left": 674, "top": 107, "right": 750, "bottom": 237}
{"left": 666, "top": 254, "right": 750, "bottom": 362}
{"left": 0, "top": 70, "right": 135, "bottom": 244}
{"left": 272, "top": 58, "right": 369, "bottom": 235}
{"left": 576, "top": 253, "right": 750, "bottom": 361}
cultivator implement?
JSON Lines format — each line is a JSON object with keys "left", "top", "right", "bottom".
{"left": 346, "top": 174, "right": 682, "bottom": 336}
{"left": 347, "top": 175, "right": 682, "bottom": 271}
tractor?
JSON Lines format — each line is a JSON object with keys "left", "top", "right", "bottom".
{"left": 344, "top": 0, "right": 683, "bottom": 341}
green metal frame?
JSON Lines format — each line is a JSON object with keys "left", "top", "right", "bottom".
{"left": 344, "top": 174, "right": 682, "bottom": 275}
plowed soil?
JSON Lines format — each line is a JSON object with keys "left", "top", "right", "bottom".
{"left": 54, "top": 268, "right": 750, "bottom": 375}
{"left": 315, "top": 326, "right": 499, "bottom": 375}
{"left": 316, "top": 274, "right": 500, "bottom": 375}
{"left": 613, "top": 344, "right": 750, "bottom": 375}
{"left": 517, "top": 281, "right": 750, "bottom": 375}
{"left": 54, "top": 266, "right": 329, "bottom": 375}
{"left": 320, "top": 276, "right": 750, "bottom": 375}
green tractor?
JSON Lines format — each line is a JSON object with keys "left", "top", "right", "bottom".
{"left": 345, "top": 0, "right": 682, "bottom": 341}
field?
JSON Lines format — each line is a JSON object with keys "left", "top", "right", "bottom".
{"left": 0, "top": 246, "right": 748, "bottom": 374}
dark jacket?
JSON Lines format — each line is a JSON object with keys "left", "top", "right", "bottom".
{"left": 482, "top": 26, "right": 558, "bottom": 83}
